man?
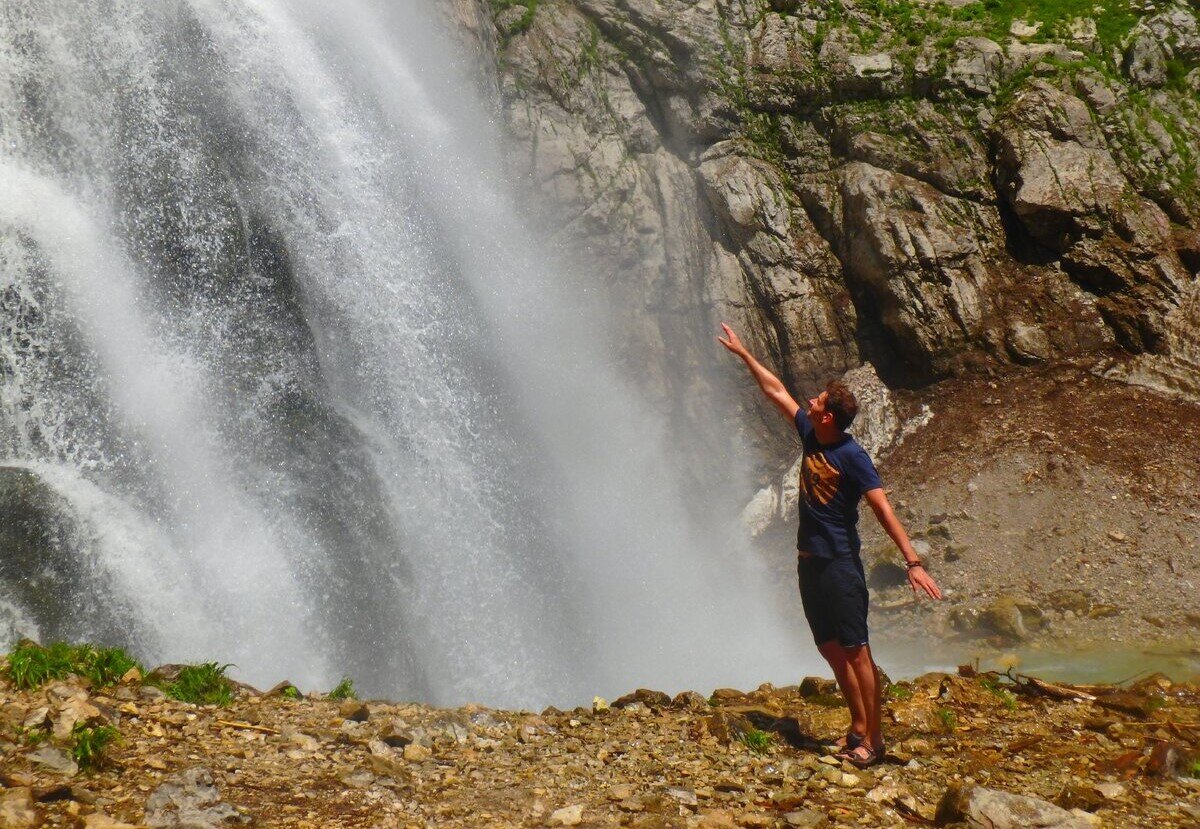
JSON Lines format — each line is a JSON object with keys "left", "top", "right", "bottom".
{"left": 718, "top": 323, "right": 942, "bottom": 768}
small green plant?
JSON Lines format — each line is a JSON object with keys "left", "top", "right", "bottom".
{"left": 936, "top": 707, "right": 958, "bottom": 732}
{"left": 886, "top": 683, "right": 913, "bottom": 701}
{"left": 280, "top": 685, "right": 302, "bottom": 700}
{"left": 490, "top": 0, "right": 540, "bottom": 40}
{"left": 5, "top": 642, "right": 141, "bottom": 690}
{"left": 160, "top": 662, "right": 235, "bottom": 706}
{"left": 741, "top": 728, "right": 774, "bottom": 754}
{"left": 979, "top": 676, "right": 1018, "bottom": 711}
{"left": 70, "top": 723, "right": 120, "bottom": 770}
{"left": 328, "top": 677, "right": 357, "bottom": 701}
{"left": 1187, "top": 758, "right": 1200, "bottom": 779}
{"left": 16, "top": 725, "right": 48, "bottom": 747}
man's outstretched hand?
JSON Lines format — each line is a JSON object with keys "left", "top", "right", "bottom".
{"left": 717, "top": 323, "right": 747, "bottom": 357}
{"left": 908, "top": 566, "right": 943, "bottom": 600}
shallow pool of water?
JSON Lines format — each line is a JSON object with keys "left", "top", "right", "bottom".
{"left": 879, "top": 640, "right": 1200, "bottom": 685}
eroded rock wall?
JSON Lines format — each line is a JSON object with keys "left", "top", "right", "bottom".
{"left": 465, "top": 0, "right": 1200, "bottom": 474}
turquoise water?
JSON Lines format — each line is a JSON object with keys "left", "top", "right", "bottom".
{"left": 882, "top": 641, "right": 1200, "bottom": 685}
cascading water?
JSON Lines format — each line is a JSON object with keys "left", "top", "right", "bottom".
{"left": 0, "top": 0, "right": 808, "bottom": 707}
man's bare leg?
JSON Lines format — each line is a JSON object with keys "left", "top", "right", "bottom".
{"left": 844, "top": 644, "right": 883, "bottom": 754}
{"left": 818, "top": 640, "right": 868, "bottom": 743}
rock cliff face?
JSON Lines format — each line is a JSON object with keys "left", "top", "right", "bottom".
{"left": 464, "top": 0, "right": 1200, "bottom": 474}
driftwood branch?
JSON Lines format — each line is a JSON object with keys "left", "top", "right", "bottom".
{"left": 215, "top": 719, "right": 279, "bottom": 735}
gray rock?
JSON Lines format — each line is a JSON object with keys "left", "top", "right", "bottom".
{"left": 1124, "top": 6, "right": 1200, "bottom": 87}
{"left": 945, "top": 37, "right": 1003, "bottom": 96}
{"left": 1065, "top": 17, "right": 1098, "bottom": 50}
{"left": 848, "top": 53, "right": 894, "bottom": 78}
{"left": 144, "top": 767, "right": 250, "bottom": 828}
{"left": 1123, "top": 31, "right": 1167, "bottom": 87}
{"left": 741, "top": 485, "right": 779, "bottom": 538}
{"left": 936, "top": 783, "right": 1097, "bottom": 828}
{"left": 1009, "top": 20, "right": 1041, "bottom": 39}
{"left": 28, "top": 745, "right": 79, "bottom": 777}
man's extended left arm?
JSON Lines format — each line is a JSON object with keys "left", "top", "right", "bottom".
{"left": 864, "top": 488, "right": 943, "bottom": 600}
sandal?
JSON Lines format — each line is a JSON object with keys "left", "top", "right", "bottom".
{"left": 835, "top": 742, "right": 882, "bottom": 769}
{"left": 825, "top": 731, "right": 864, "bottom": 753}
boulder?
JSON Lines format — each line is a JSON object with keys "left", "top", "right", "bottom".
{"left": 944, "top": 37, "right": 1003, "bottom": 96}
{"left": 671, "top": 691, "right": 709, "bottom": 711}
{"left": 978, "top": 595, "right": 1046, "bottom": 641}
{"left": 936, "top": 784, "right": 1096, "bottom": 827}
{"left": 702, "top": 710, "right": 755, "bottom": 745}
{"left": 611, "top": 689, "right": 672, "bottom": 710}
{"left": 798, "top": 677, "right": 839, "bottom": 698}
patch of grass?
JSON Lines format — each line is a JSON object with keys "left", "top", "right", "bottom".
{"left": 490, "top": 0, "right": 540, "bottom": 41}
{"left": 5, "top": 642, "right": 141, "bottom": 691}
{"left": 159, "top": 662, "right": 235, "bottom": 706}
{"left": 70, "top": 723, "right": 120, "bottom": 770}
{"left": 1187, "top": 758, "right": 1200, "bottom": 779}
{"left": 328, "top": 677, "right": 357, "bottom": 701}
{"left": 741, "top": 728, "right": 775, "bottom": 753}
{"left": 1165, "top": 57, "right": 1191, "bottom": 93}
{"left": 936, "top": 707, "right": 958, "bottom": 732}
{"left": 16, "top": 725, "right": 48, "bottom": 746}
{"left": 280, "top": 685, "right": 302, "bottom": 700}
{"left": 940, "top": 0, "right": 1139, "bottom": 49}
{"left": 979, "top": 676, "right": 1019, "bottom": 710}
{"left": 885, "top": 683, "right": 913, "bottom": 701}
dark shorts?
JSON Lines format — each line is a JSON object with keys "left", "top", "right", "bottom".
{"left": 796, "top": 552, "right": 869, "bottom": 648}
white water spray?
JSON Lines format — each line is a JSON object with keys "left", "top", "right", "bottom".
{"left": 0, "top": 0, "right": 807, "bottom": 706}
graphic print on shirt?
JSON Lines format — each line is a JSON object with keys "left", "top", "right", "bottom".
{"left": 802, "top": 452, "right": 840, "bottom": 505}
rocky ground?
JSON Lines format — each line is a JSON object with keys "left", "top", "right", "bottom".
{"left": 2, "top": 662, "right": 1199, "bottom": 828}
{"left": 749, "top": 359, "right": 1200, "bottom": 670}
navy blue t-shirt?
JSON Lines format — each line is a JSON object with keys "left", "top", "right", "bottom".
{"left": 795, "top": 409, "right": 883, "bottom": 559}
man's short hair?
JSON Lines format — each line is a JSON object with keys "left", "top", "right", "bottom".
{"left": 825, "top": 381, "right": 859, "bottom": 431}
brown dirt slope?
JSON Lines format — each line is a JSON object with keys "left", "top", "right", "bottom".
{"left": 860, "top": 361, "right": 1200, "bottom": 662}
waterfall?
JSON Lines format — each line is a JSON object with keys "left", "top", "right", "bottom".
{"left": 0, "top": 0, "right": 806, "bottom": 707}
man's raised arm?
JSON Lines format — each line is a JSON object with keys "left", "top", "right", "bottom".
{"left": 717, "top": 323, "right": 800, "bottom": 421}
